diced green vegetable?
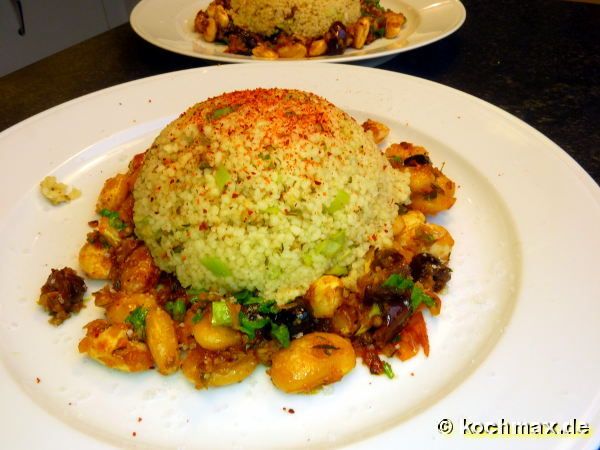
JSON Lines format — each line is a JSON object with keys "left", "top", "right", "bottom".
{"left": 383, "top": 361, "right": 395, "bottom": 379}
{"left": 210, "top": 106, "right": 234, "bottom": 120}
{"left": 124, "top": 306, "right": 149, "bottom": 339}
{"left": 315, "top": 231, "right": 347, "bottom": 257}
{"left": 165, "top": 299, "right": 186, "bottom": 322}
{"left": 201, "top": 256, "right": 232, "bottom": 277}
{"left": 325, "top": 190, "right": 350, "bottom": 214}
{"left": 99, "top": 208, "right": 125, "bottom": 230}
{"left": 239, "top": 312, "right": 270, "bottom": 340}
{"left": 215, "top": 165, "right": 231, "bottom": 192}
{"left": 271, "top": 322, "right": 290, "bottom": 348}
{"left": 211, "top": 301, "right": 232, "bottom": 327}
{"left": 326, "top": 265, "right": 348, "bottom": 276}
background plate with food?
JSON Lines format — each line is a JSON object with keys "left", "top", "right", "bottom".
{"left": 130, "top": 0, "right": 466, "bottom": 65}
{"left": 0, "top": 64, "right": 598, "bottom": 450}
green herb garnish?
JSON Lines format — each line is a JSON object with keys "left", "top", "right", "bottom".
{"left": 383, "top": 361, "right": 395, "bottom": 379}
{"left": 382, "top": 274, "right": 435, "bottom": 310}
{"left": 165, "top": 299, "right": 186, "bottom": 322}
{"left": 191, "top": 310, "right": 204, "bottom": 323}
{"left": 99, "top": 208, "right": 125, "bottom": 230}
{"left": 239, "top": 312, "right": 270, "bottom": 340}
{"left": 271, "top": 322, "right": 290, "bottom": 348}
{"left": 124, "top": 306, "right": 149, "bottom": 339}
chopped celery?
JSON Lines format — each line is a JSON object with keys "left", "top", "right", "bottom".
{"left": 210, "top": 106, "right": 234, "bottom": 120}
{"left": 325, "top": 189, "right": 350, "bottom": 214}
{"left": 201, "top": 256, "right": 232, "bottom": 277}
{"left": 215, "top": 165, "right": 231, "bottom": 191}
{"left": 315, "top": 231, "right": 346, "bottom": 257}
{"left": 211, "top": 301, "right": 232, "bottom": 326}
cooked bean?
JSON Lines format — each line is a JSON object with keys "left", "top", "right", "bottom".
{"left": 79, "top": 242, "right": 112, "bottom": 279}
{"left": 203, "top": 18, "right": 217, "bottom": 42}
{"left": 181, "top": 347, "right": 258, "bottom": 388}
{"left": 305, "top": 275, "right": 343, "bottom": 318}
{"left": 277, "top": 43, "right": 307, "bottom": 58}
{"left": 146, "top": 307, "right": 180, "bottom": 375}
{"left": 192, "top": 307, "right": 242, "bottom": 351}
{"left": 105, "top": 292, "right": 157, "bottom": 324}
{"left": 96, "top": 173, "right": 129, "bottom": 213}
{"left": 78, "top": 319, "right": 153, "bottom": 372}
{"left": 353, "top": 17, "right": 370, "bottom": 49}
{"left": 269, "top": 332, "right": 355, "bottom": 393}
{"left": 118, "top": 245, "right": 160, "bottom": 294}
{"left": 308, "top": 39, "right": 327, "bottom": 57}
{"left": 252, "top": 44, "right": 279, "bottom": 59}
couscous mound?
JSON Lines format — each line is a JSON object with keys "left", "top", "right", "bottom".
{"left": 133, "top": 88, "right": 410, "bottom": 304}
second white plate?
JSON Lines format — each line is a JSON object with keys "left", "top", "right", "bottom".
{"left": 130, "top": 0, "right": 466, "bottom": 64}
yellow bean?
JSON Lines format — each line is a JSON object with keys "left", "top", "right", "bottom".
{"left": 105, "top": 293, "right": 157, "bottom": 324}
{"left": 203, "top": 18, "right": 217, "bottom": 43}
{"left": 361, "top": 119, "right": 390, "bottom": 144}
{"left": 96, "top": 173, "right": 129, "bottom": 213}
{"left": 305, "top": 275, "right": 343, "bottom": 318}
{"left": 308, "top": 39, "right": 327, "bottom": 57}
{"left": 78, "top": 319, "right": 153, "bottom": 372}
{"left": 252, "top": 44, "right": 279, "bottom": 59}
{"left": 146, "top": 307, "right": 180, "bottom": 375}
{"left": 78, "top": 242, "right": 112, "bottom": 279}
{"left": 385, "top": 12, "right": 406, "bottom": 39}
{"left": 181, "top": 347, "right": 258, "bottom": 389}
{"left": 277, "top": 43, "right": 307, "bottom": 59}
{"left": 192, "top": 308, "right": 242, "bottom": 351}
{"left": 353, "top": 17, "right": 370, "bottom": 49}
{"left": 118, "top": 245, "right": 160, "bottom": 294}
{"left": 269, "top": 332, "right": 356, "bottom": 393}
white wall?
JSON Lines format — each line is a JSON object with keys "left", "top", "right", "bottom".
{"left": 0, "top": 0, "right": 139, "bottom": 76}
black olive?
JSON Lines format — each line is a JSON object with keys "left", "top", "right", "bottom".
{"left": 326, "top": 21, "right": 347, "bottom": 55}
{"left": 410, "top": 253, "right": 452, "bottom": 292}
{"left": 403, "top": 154, "right": 431, "bottom": 167}
{"left": 273, "top": 304, "right": 319, "bottom": 336}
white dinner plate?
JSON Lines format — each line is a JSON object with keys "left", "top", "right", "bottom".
{"left": 0, "top": 64, "right": 599, "bottom": 450}
{"left": 130, "top": 0, "right": 466, "bottom": 65}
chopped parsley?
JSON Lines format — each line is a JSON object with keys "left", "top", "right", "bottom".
{"left": 271, "top": 322, "right": 290, "bottom": 348}
{"left": 165, "top": 299, "right": 186, "bottom": 322}
{"left": 239, "top": 312, "right": 270, "bottom": 340}
{"left": 191, "top": 310, "right": 204, "bottom": 324}
{"left": 382, "top": 361, "right": 395, "bottom": 379}
{"left": 382, "top": 274, "right": 435, "bottom": 310}
{"left": 124, "top": 306, "right": 149, "bottom": 339}
{"left": 99, "top": 208, "right": 125, "bottom": 230}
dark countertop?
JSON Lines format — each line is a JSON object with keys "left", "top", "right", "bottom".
{"left": 1, "top": 0, "right": 598, "bottom": 184}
